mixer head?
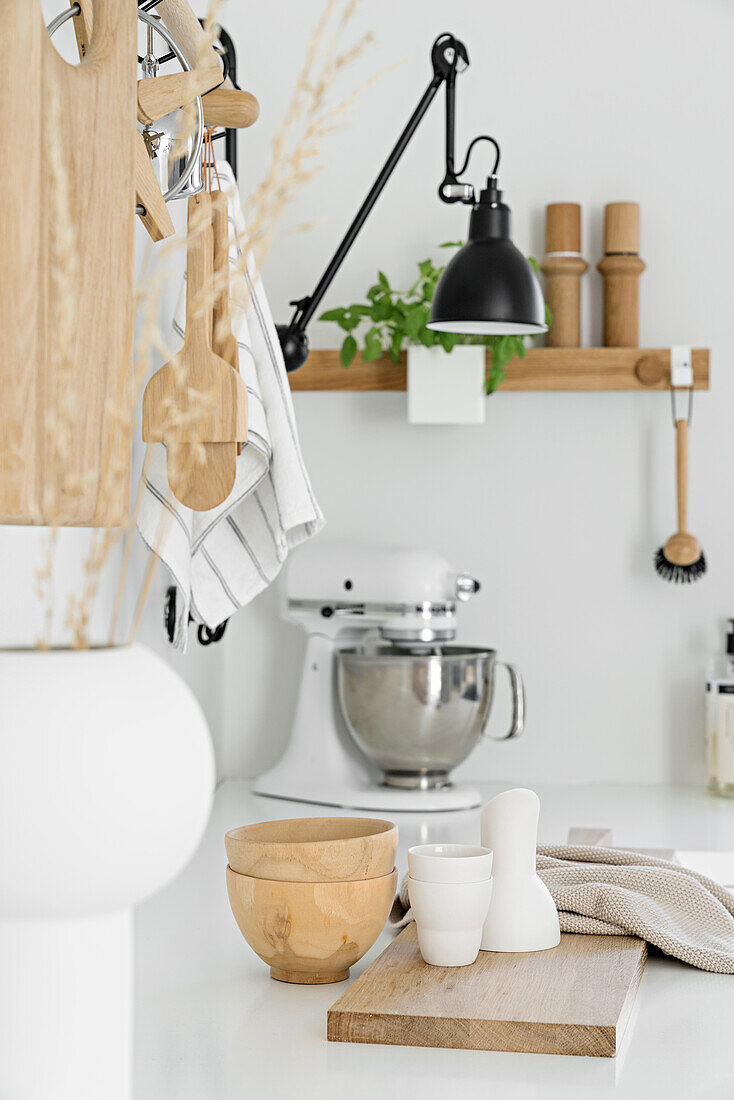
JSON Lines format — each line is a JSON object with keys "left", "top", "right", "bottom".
{"left": 284, "top": 541, "right": 480, "bottom": 645}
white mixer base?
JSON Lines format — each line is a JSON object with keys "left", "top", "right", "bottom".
{"left": 253, "top": 777, "right": 482, "bottom": 813}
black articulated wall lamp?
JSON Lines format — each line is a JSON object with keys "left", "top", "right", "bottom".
{"left": 277, "top": 32, "right": 546, "bottom": 373}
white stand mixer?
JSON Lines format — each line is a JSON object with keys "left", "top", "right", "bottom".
{"left": 255, "top": 543, "right": 524, "bottom": 812}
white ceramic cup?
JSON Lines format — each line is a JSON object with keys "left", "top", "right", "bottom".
{"left": 408, "top": 876, "right": 493, "bottom": 967}
{"left": 408, "top": 843, "right": 493, "bottom": 883}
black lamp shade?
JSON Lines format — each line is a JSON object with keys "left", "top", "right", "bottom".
{"left": 428, "top": 180, "right": 547, "bottom": 336}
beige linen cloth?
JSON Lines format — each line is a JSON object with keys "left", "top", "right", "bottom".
{"left": 390, "top": 845, "right": 734, "bottom": 974}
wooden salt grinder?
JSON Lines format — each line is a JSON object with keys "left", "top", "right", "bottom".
{"left": 597, "top": 202, "right": 645, "bottom": 346}
{"left": 540, "top": 204, "right": 587, "bottom": 347}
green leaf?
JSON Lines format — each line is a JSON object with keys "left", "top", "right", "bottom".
{"left": 486, "top": 363, "right": 506, "bottom": 394}
{"left": 527, "top": 255, "right": 540, "bottom": 276}
{"left": 340, "top": 335, "right": 357, "bottom": 368}
{"left": 418, "top": 259, "right": 434, "bottom": 278}
{"left": 440, "top": 240, "right": 464, "bottom": 248}
{"left": 319, "top": 307, "right": 346, "bottom": 322}
{"left": 372, "top": 298, "right": 392, "bottom": 321}
{"left": 405, "top": 304, "right": 428, "bottom": 340}
{"left": 438, "top": 331, "right": 459, "bottom": 353}
{"left": 378, "top": 270, "right": 390, "bottom": 290}
{"left": 363, "top": 327, "right": 383, "bottom": 361}
{"left": 419, "top": 327, "right": 436, "bottom": 348}
{"left": 389, "top": 330, "right": 404, "bottom": 364}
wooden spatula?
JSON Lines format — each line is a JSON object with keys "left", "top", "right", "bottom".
{"left": 143, "top": 194, "right": 247, "bottom": 510}
{"left": 211, "top": 191, "right": 247, "bottom": 456}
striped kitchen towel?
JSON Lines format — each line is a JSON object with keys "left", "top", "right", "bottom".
{"left": 137, "top": 163, "right": 324, "bottom": 650}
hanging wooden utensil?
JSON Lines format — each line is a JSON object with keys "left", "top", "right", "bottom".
{"left": 655, "top": 414, "right": 707, "bottom": 583}
{"left": 211, "top": 189, "right": 247, "bottom": 456}
{"left": 142, "top": 194, "right": 247, "bottom": 511}
{"left": 0, "top": 0, "right": 136, "bottom": 525}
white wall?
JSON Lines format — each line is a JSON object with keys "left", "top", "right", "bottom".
{"left": 12, "top": 0, "right": 732, "bottom": 788}
{"left": 210, "top": 0, "right": 733, "bottom": 786}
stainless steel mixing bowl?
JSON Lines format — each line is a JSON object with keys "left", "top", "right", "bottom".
{"left": 336, "top": 646, "right": 524, "bottom": 790}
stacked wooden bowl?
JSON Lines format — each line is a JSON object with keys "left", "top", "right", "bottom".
{"left": 225, "top": 817, "right": 398, "bottom": 985}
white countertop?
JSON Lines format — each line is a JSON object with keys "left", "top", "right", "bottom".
{"left": 135, "top": 781, "right": 734, "bottom": 1099}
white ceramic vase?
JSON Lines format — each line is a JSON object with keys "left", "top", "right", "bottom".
{"left": 480, "top": 788, "right": 561, "bottom": 952}
{"left": 0, "top": 644, "right": 215, "bottom": 1100}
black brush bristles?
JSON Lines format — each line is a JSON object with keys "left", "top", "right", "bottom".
{"left": 654, "top": 547, "right": 707, "bottom": 584}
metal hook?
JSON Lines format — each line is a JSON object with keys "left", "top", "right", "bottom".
{"left": 671, "top": 385, "right": 693, "bottom": 427}
{"left": 669, "top": 346, "right": 694, "bottom": 426}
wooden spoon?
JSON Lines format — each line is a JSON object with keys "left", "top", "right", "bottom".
{"left": 142, "top": 194, "right": 247, "bottom": 510}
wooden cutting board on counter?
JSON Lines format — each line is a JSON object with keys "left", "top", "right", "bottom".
{"left": 328, "top": 924, "right": 647, "bottom": 1058}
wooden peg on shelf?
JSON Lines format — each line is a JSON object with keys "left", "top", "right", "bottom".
{"left": 137, "top": 67, "right": 223, "bottom": 126}
{"left": 597, "top": 202, "right": 646, "bottom": 347}
{"left": 540, "top": 203, "right": 588, "bottom": 347}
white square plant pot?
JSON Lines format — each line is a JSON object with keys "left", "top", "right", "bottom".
{"left": 407, "top": 345, "right": 486, "bottom": 425}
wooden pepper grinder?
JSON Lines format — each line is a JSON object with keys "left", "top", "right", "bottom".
{"left": 597, "top": 202, "right": 645, "bottom": 346}
{"left": 540, "top": 203, "right": 587, "bottom": 347}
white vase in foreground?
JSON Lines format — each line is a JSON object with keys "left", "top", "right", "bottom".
{"left": 0, "top": 644, "right": 215, "bottom": 1100}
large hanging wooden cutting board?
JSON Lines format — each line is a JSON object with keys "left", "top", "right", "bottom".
{"left": 328, "top": 924, "right": 647, "bottom": 1058}
{"left": 0, "top": 0, "right": 136, "bottom": 525}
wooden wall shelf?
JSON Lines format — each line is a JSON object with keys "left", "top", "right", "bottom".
{"left": 288, "top": 347, "right": 710, "bottom": 393}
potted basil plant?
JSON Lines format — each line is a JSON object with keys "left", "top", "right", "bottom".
{"left": 320, "top": 243, "right": 550, "bottom": 397}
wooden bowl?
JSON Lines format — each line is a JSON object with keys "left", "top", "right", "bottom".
{"left": 224, "top": 817, "right": 398, "bottom": 882}
{"left": 226, "top": 865, "right": 397, "bottom": 984}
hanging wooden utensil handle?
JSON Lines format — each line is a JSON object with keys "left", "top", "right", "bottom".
{"left": 210, "top": 192, "right": 239, "bottom": 369}
{"left": 185, "top": 195, "right": 215, "bottom": 353}
{"left": 211, "top": 190, "right": 246, "bottom": 455}
{"left": 676, "top": 418, "right": 688, "bottom": 534}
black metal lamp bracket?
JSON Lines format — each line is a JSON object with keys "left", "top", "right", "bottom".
{"left": 277, "top": 32, "right": 500, "bottom": 373}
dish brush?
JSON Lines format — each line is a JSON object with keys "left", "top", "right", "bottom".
{"left": 655, "top": 417, "right": 706, "bottom": 583}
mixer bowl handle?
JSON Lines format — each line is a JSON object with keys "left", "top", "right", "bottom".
{"left": 483, "top": 661, "right": 525, "bottom": 740}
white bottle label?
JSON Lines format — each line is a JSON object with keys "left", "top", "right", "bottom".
{"left": 717, "top": 686, "right": 734, "bottom": 785}
{"left": 706, "top": 683, "right": 717, "bottom": 781}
